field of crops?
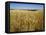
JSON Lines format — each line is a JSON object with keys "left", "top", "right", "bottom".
{"left": 10, "top": 9, "right": 44, "bottom": 32}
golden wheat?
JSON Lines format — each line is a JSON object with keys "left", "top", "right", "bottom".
{"left": 10, "top": 9, "right": 44, "bottom": 32}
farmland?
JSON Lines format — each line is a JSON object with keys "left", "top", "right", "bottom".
{"left": 10, "top": 9, "right": 44, "bottom": 32}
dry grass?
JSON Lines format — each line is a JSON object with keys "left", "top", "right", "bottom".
{"left": 10, "top": 9, "right": 44, "bottom": 32}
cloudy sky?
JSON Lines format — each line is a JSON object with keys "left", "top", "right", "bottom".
{"left": 10, "top": 3, "right": 43, "bottom": 10}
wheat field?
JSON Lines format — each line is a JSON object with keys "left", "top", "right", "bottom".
{"left": 10, "top": 9, "right": 44, "bottom": 32}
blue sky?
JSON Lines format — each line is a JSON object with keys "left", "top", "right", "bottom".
{"left": 10, "top": 3, "right": 43, "bottom": 10}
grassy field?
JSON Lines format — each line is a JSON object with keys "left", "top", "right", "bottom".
{"left": 10, "top": 9, "right": 44, "bottom": 32}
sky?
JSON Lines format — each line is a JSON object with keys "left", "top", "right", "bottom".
{"left": 10, "top": 3, "right": 43, "bottom": 10}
